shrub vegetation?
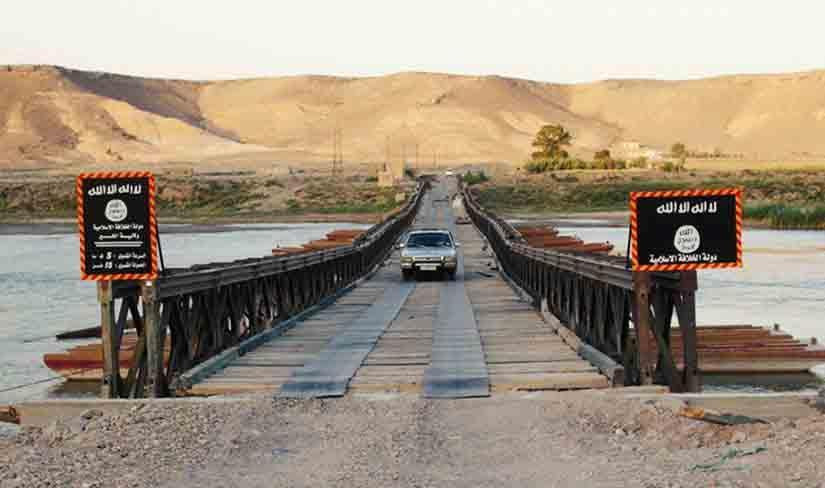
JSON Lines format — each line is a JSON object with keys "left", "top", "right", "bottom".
{"left": 462, "top": 170, "right": 489, "bottom": 186}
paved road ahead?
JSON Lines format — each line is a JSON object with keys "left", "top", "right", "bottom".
{"left": 191, "top": 179, "right": 606, "bottom": 396}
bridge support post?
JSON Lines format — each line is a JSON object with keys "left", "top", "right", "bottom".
{"left": 632, "top": 272, "right": 655, "bottom": 385}
{"left": 275, "top": 276, "right": 288, "bottom": 319}
{"left": 676, "top": 271, "right": 700, "bottom": 392}
{"left": 141, "top": 280, "right": 164, "bottom": 398}
{"left": 98, "top": 281, "right": 120, "bottom": 398}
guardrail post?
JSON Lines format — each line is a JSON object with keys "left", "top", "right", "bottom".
{"left": 632, "top": 272, "right": 655, "bottom": 385}
{"left": 98, "top": 281, "right": 120, "bottom": 398}
{"left": 141, "top": 280, "right": 164, "bottom": 397}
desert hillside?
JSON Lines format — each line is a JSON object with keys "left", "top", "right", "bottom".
{"left": 2, "top": 65, "right": 825, "bottom": 169}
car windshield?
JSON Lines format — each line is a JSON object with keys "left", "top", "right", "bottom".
{"left": 406, "top": 232, "right": 453, "bottom": 248}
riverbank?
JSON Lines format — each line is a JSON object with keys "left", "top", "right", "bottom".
{"left": 475, "top": 169, "right": 825, "bottom": 230}
{"left": 502, "top": 210, "right": 825, "bottom": 231}
{"left": 0, "top": 214, "right": 383, "bottom": 236}
{"left": 2, "top": 391, "right": 824, "bottom": 486}
{"left": 0, "top": 174, "right": 410, "bottom": 223}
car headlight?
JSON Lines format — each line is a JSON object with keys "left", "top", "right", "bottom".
{"left": 401, "top": 256, "right": 413, "bottom": 263}
{"left": 444, "top": 255, "right": 457, "bottom": 263}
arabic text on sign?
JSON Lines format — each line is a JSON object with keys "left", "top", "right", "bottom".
{"left": 87, "top": 184, "right": 144, "bottom": 197}
{"left": 649, "top": 253, "right": 719, "bottom": 264}
{"left": 656, "top": 200, "right": 718, "bottom": 215}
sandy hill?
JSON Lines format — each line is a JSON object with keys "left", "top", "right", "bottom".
{"left": 2, "top": 65, "right": 825, "bottom": 169}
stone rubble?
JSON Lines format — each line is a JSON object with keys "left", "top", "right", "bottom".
{"left": 0, "top": 392, "right": 823, "bottom": 487}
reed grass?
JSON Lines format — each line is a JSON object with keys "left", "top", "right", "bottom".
{"left": 745, "top": 204, "right": 825, "bottom": 229}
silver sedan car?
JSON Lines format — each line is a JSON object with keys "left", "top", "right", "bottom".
{"left": 398, "top": 229, "right": 459, "bottom": 280}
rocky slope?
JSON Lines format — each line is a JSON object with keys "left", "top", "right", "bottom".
{"left": 3, "top": 65, "right": 825, "bottom": 168}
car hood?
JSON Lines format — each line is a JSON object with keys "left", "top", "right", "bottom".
{"left": 402, "top": 248, "right": 456, "bottom": 258}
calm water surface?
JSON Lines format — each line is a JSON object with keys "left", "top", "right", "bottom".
{"left": 556, "top": 225, "right": 825, "bottom": 340}
{"left": 557, "top": 224, "right": 825, "bottom": 393}
{"left": 0, "top": 223, "right": 368, "bottom": 403}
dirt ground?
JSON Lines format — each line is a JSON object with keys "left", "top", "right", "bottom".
{"left": 2, "top": 391, "right": 824, "bottom": 487}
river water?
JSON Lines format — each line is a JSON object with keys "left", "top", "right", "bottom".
{"left": 0, "top": 223, "right": 368, "bottom": 404}
{"left": 0, "top": 223, "right": 822, "bottom": 403}
{"left": 554, "top": 224, "right": 825, "bottom": 342}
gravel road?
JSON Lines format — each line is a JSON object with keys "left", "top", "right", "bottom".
{"left": 1, "top": 392, "right": 824, "bottom": 487}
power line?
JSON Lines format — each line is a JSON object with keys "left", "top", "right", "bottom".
{"left": 385, "top": 135, "right": 391, "bottom": 171}
{"left": 331, "top": 127, "right": 343, "bottom": 176}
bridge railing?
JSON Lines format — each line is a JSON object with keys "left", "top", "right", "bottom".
{"left": 460, "top": 184, "right": 700, "bottom": 392}
{"left": 99, "top": 182, "right": 428, "bottom": 398}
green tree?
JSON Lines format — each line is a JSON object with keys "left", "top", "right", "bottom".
{"left": 629, "top": 156, "right": 648, "bottom": 169}
{"left": 671, "top": 142, "right": 687, "bottom": 159}
{"left": 531, "top": 124, "right": 572, "bottom": 161}
{"left": 462, "top": 170, "right": 489, "bottom": 185}
{"left": 572, "top": 158, "right": 588, "bottom": 170}
{"left": 593, "top": 149, "right": 612, "bottom": 168}
{"left": 525, "top": 160, "right": 550, "bottom": 173}
{"left": 593, "top": 149, "right": 611, "bottom": 162}
{"left": 670, "top": 143, "right": 688, "bottom": 173}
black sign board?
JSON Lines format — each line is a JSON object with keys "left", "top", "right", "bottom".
{"left": 630, "top": 188, "right": 742, "bottom": 271}
{"left": 77, "top": 172, "right": 158, "bottom": 280}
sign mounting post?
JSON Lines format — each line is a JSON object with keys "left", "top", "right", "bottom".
{"left": 77, "top": 171, "right": 159, "bottom": 398}
{"left": 628, "top": 187, "right": 742, "bottom": 392}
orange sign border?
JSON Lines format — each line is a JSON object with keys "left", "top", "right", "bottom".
{"left": 629, "top": 188, "right": 743, "bottom": 272}
{"left": 77, "top": 172, "right": 158, "bottom": 281}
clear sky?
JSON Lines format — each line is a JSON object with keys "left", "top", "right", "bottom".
{"left": 4, "top": 0, "right": 823, "bottom": 83}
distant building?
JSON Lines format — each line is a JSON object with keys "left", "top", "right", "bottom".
{"left": 377, "top": 169, "right": 396, "bottom": 187}
{"left": 617, "top": 141, "right": 642, "bottom": 152}
{"left": 377, "top": 159, "right": 406, "bottom": 187}
{"left": 611, "top": 140, "right": 664, "bottom": 162}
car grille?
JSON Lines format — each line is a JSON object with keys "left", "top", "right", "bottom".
{"left": 414, "top": 257, "right": 442, "bottom": 262}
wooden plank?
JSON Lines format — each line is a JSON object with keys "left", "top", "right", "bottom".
{"left": 490, "top": 372, "right": 609, "bottom": 391}
{"left": 355, "top": 365, "right": 429, "bottom": 376}
{"left": 486, "top": 361, "right": 597, "bottom": 374}
{"left": 485, "top": 352, "right": 582, "bottom": 362}
{"left": 212, "top": 365, "right": 295, "bottom": 376}
{"left": 685, "top": 361, "right": 825, "bottom": 374}
{"left": 198, "top": 377, "right": 286, "bottom": 385}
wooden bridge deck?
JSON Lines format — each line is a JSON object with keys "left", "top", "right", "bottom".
{"left": 188, "top": 182, "right": 608, "bottom": 397}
